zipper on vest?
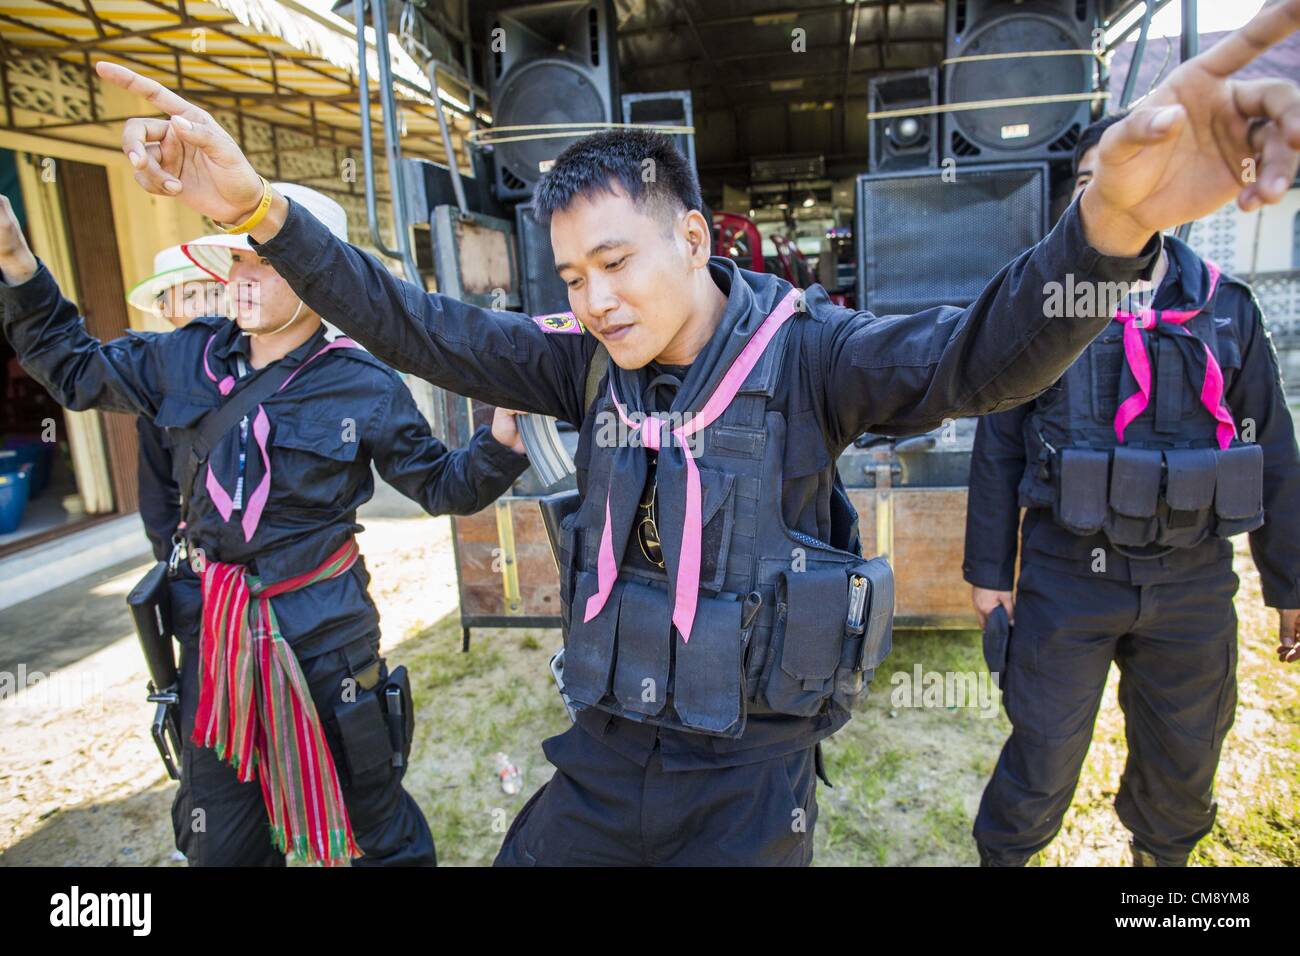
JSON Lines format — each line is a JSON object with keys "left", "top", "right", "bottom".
{"left": 1036, "top": 429, "right": 1057, "bottom": 481}
{"left": 741, "top": 590, "right": 763, "bottom": 637}
{"left": 787, "top": 527, "right": 827, "bottom": 551}
{"left": 741, "top": 590, "right": 764, "bottom": 703}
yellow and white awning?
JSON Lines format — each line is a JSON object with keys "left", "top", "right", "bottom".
{"left": 0, "top": 0, "right": 479, "bottom": 169}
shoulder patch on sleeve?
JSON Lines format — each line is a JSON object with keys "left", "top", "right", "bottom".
{"left": 532, "top": 311, "right": 584, "bottom": 334}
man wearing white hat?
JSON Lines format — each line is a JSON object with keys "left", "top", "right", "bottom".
{"left": 126, "top": 242, "right": 224, "bottom": 329}
{"left": 182, "top": 183, "right": 351, "bottom": 343}
{"left": 0, "top": 182, "right": 532, "bottom": 867}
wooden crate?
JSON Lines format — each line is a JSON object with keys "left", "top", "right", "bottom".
{"left": 452, "top": 485, "right": 979, "bottom": 638}
{"left": 452, "top": 497, "right": 564, "bottom": 639}
{"left": 845, "top": 487, "right": 977, "bottom": 628}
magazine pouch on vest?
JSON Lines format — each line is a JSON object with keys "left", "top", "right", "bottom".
{"left": 1053, "top": 448, "right": 1108, "bottom": 535}
{"left": 835, "top": 556, "right": 894, "bottom": 712}
{"left": 1214, "top": 442, "right": 1265, "bottom": 537}
{"left": 1105, "top": 446, "right": 1162, "bottom": 546}
{"left": 1160, "top": 447, "right": 1218, "bottom": 547}
{"left": 765, "top": 568, "right": 850, "bottom": 717}
{"left": 761, "top": 556, "right": 894, "bottom": 717}
{"left": 1027, "top": 261, "right": 1265, "bottom": 550}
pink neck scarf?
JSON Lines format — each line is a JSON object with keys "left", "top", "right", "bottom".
{"left": 200, "top": 332, "right": 358, "bottom": 541}
{"left": 583, "top": 287, "right": 802, "bottom": 643}
{"left": 1112, "top": 260, "right": 1234, "bottom": 450}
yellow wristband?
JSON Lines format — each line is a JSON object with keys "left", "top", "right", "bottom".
{"left": 220, "top": 177, "right": 273, "bottom": 235}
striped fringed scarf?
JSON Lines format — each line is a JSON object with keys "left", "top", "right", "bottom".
{"left": 194, "top": 539, "right": 363, "bottom": 866}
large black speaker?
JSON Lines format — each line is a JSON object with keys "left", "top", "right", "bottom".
{"left": 855, "top": 162, "right": 1049, "bottom": 316}
{"left": 400, "top": 150, "right": 511, "bottom": 223}
{"left": 486, "top": 0, "right": 619, "bottom": 202}
{"left": 400, "top": 159, "right": 460, "bottom": 224}
{"left": 942, "top": 0, "right": 1099, "bottom": 163}
{"left": 868, "top": 68, "right": 938, "bottom": 173}
{"left": 621, "top": 90, "right": 696, "bottom": 171}
{"left": 515, "top": 202, "right": 570, "bottom": 316}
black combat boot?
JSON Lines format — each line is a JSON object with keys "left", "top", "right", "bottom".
{"left": 977, "top": 844, "right": 1042, "bottom": 866}
{"left": 1131, "top": 841, "right": 1187, "bottom": 867}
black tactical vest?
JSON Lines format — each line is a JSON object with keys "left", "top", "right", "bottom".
{"left": 1019, "top": 261, "right": 1264, "bottom": 553}
{"left": 554, "top": 313, "right": 893, "bottom": 739}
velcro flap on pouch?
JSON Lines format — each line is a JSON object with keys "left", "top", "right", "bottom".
{"left": 1058, "top": 448, "right": 1110, "bottom": 532}
{"left": 778, "top": 568, "right": 849, "bottom": 684}
{"left": 1108, "top": 446, "right": 1162, "bottom": 518}
{"left": 1163, "top": 448, "right": 1217, "bottom": 512}
{"left": 1214, "top": 443, "right": 1264, "bottom": 520}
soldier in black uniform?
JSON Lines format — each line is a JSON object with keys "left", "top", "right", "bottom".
{"left": 964, "top": 111, "right": 1300, "bottom": 867}
{"left": 125, "top": 243, "right": 224, "bottom": 560}
{"left": 0, "top": 186, "right": 530, "bottom": 867}
{"left": 94, "top": 2, "right": 1300, "bottom": 864}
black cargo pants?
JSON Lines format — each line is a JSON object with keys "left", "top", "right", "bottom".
{"left": 494, "top": 721, "right": 820, "bottom": 866}
{"left": 168, "top": 580, "right": 435, "bottom": 866}
{"left": 974, "top": 560, "right": 1240, "bottom": 866}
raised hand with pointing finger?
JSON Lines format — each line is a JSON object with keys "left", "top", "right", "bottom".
{"left": 1076, "top": 0, "right": 1300, "bottom": 251}
{"left": 95, "top": 60, "right": 265, "bottom": 227}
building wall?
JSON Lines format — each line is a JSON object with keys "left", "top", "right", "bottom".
{"left": 1183, "top": 186, "right": 1300, "bottom": 391}
{"left": 0, "top": 55, "right": 214, "bottom": 334}
{"left": 1, "top": 55, "right": 403, "bottom": 332}
{"left": 1184, "top": 187, "right": 1300, "bottom": 276}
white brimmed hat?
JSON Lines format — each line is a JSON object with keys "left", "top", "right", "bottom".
{"left": 181, "top": 182, "right": 349, "bottom": 283}
{"left": 125, "top": 244, "right": 213, "bottom": 313}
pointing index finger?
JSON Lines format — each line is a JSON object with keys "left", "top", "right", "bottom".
{"left": 1195, "top": 0, "right": 1300, "bottom": 77}
{"left": 94, "top": 61, "right": 201, "bottom": 118}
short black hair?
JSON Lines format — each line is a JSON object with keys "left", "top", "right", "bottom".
{"left": 1074, "top": 110, "right": 1130, "bottom": 176}
{"left": 533, "top": 128, "right": 703, "bottom": 229}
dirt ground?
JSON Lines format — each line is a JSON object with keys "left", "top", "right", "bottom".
{"left": 0, "top": 515, "right": 1295, "bottom": 866}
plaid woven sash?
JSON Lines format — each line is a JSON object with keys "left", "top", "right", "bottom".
{"left": 193, "top": 539, "right": 363, "bottom": 865}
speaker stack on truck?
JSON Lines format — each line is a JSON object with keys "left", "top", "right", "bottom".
{"left": 841, "top": 0, "right": 1101, "bottom": 536}
{"left": 856, "top": 0, "right": 1100, "bottom": 313}
{"left": 481, "top": 0, "right": 620, "bottom": 316}
{"left": 481, "top": 2, "right": 698, "bottom": 317}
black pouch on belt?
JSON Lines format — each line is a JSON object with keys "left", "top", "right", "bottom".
{"left": 333, "top": 645, "right": 395, "bottom": 786}
{"left": 381, "top": 665, "right": 414, "bottom": 769}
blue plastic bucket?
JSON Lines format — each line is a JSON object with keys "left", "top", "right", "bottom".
{"left": 0, "top": 466, "right": 31, "bottom": 534}
{"left": 2, "top": 437, "right": 51, "bottom": 496}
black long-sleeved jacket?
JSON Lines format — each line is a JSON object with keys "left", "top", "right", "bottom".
{"left": 0, "top": 266, "right": 530, "bottom": 656}
{"left": 242, "top": 192, "right": 1160, "bottom": 767}
{"left": 136, "top": 416, "right": 181, "bottom": 562}
{"left": 963, "top": 233, "right": 1300, "bottom": 608}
